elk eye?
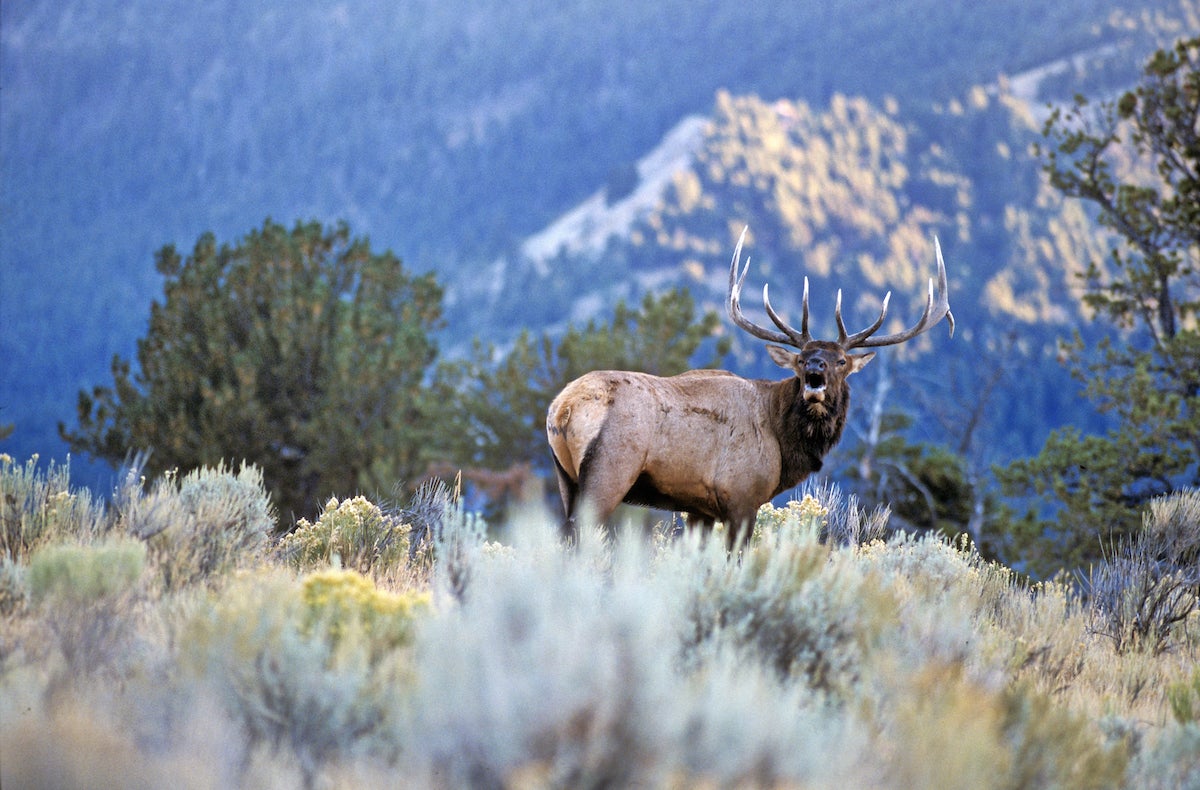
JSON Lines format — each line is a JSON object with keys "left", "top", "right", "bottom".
{"left": 837, "top": 358, "right": 847, "bottom": 367}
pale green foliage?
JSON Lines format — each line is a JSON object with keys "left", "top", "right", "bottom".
{"left": 405, "top": 523, "right": 695, "bottom": 787}
{"left": 681, "top": 523, "right": 878, "bottom": 692}
{"left": 25, "top": 538, "right": 147, "bottom": 699}
{"left": 0, "top": 455, "right": 274, "bottom": 602}
{"left": 7, "top": 477, "right": 1200, "bottom": 788}
{"left": 279, "top": 495, "right": 409, "bottom": 575}
{"left": 0, "top": 454, "right": 108, "bottom": 615}
{"left": 397, "top": 505, "right": 1127, "bottom": 788}
{"left": 406, "top": 516, "right": 864, "bottom": 787}
{"left": 1126, "top": 723, "right": 1200, "bottom": 790}
{"left": 181, "top": 567, "right": 428, "bottom": 786}
{"left": 28, "top": 539, "right": 145, "bottom": 605}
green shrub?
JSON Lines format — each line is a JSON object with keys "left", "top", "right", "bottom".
{"left": 28, "top": 539, "right": 145, "bottom": 605}
{"left": 404, "top": 522, "right": 691, "bottom": 788}
{"left": 121, "top": 461, "right": 275, "bottom": 591}
{"left": 26, "top": 538, "right": 147, "bottom": 700}
{"left": 855, "top": 531, "right": 999, "bottom": 604}
{"left": 0, "top": 454, "right": 107, "bottom": 561}
{"left": 402, "top": 513, "right": 872, "bottom": 787}
{"left": 182, "top": 568, "right": 428, "bottom": 786}
{"left": 5, "top": 473, "right": 1195, "bottom": 788}
{"left": 1167, "top": 669, "right": 1200, "bottom": 725}
{"left": 301, "top": 567, "right": 430, "bottom": 652}
{"left": 279, "top": 495, "right": 408, "bottom": 575}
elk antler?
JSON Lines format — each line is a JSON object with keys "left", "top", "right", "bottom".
{"left": 728, "top": 227, "right": 812, "bottom": 347}
{"left": 727, "top": 227, "right": 955, "bottom": 350}
{"left": 838, "top": 236, "right": 955, "bottom": 350}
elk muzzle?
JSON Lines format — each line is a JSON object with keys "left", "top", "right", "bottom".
{"left": 803, "top": 357, "right": 828, "bottom": 403}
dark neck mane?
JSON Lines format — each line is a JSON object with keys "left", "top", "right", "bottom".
{"left": 771, "top": 377, "right": 851, "bottom": 494}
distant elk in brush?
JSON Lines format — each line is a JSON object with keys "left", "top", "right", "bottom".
{"left": 546, "top": 228, "right": 954, "bottom": 549}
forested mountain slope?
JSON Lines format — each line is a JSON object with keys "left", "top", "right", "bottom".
{"left": 482, "top": 86, "right": 1117, "bottom": 470}
{"left": 0, "top": 0, "right": 1188, "bottom": 476}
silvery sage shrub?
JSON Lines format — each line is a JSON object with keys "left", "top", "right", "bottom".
{"left": 119, "top": 460, "right": 274, "bottom": 591}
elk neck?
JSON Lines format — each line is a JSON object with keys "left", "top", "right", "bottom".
{"left": 769, "top": 375, "right": 851, "bottom": 492}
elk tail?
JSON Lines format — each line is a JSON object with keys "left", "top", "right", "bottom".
{"left": 552, "top": 453, "right": 580, "bottom": 543}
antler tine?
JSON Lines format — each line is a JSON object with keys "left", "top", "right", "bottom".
{"left": 802, "top": 277, "right": 810, "bottom": 337}
{"left": 728, "top": 227, "right": 793, "bottom": 346}
{"left": 835, "top": 290, "right": 845, "bottom": 343}
{"left": 763, "top": 280, "right": 811, "bottom": 346}
{"left": 935, "top": 236, "right": 956, "bottom": 337}
{"left": 839, "top": 289, "right": 891, "bottom": 347}
{"left": 843, "top": 235, "right": 954, "bottom": 350}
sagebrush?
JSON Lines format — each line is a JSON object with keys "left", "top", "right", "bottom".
{"left": 1, "top": 457, "right": 1198, "bottom": 788}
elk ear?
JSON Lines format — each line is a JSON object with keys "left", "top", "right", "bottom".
{"left": 766, "top": 344, "right": 800, "bottom": 371}
{"left": 847, "top": 351, "right": 875, "bottom": 375}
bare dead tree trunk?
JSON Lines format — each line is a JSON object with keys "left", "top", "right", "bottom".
{"left": 858, "top": 352, "right": 891, "bottom": 484}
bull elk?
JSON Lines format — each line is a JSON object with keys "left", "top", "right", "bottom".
{"left": 546, "top": 228, "right": 954, "bottom": 549}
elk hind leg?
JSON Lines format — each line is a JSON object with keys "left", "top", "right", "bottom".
{"left": 573, "top": 436, "right": 641, "bottom": 538}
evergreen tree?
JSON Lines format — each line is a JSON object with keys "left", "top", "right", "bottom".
{"left": 62, "top": 219, "right": 443, "bottom": 521}
{"left": 998, "top": 37, "right": 1200, "bottom": 575}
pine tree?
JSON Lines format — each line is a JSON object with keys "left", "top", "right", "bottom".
{"left": 999, "top": 37, "right": 1200, "bottom": 574}
{"left": 62, "top": 219, "right": 443, "bottom": 521}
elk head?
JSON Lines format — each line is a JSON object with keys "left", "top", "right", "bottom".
{"left": 727, "top": 227, "right": 954, "bottom": 414}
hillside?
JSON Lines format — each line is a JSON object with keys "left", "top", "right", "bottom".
{"left": 499, "top": 42, "right": 1139, "bottom": 297}
{"left": 0, "top": 0, "right": 1188, "bottom": 478}
{"left": 478, "top": 84, "right": 1122, "bottom": 471}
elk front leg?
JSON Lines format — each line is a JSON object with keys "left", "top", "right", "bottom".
{"left": 723, "top": 509, "right": 758, "bottom": 552}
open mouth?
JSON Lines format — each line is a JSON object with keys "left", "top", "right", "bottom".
{"left": 803, "top": 372, "right": 827, "bottom": 401}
